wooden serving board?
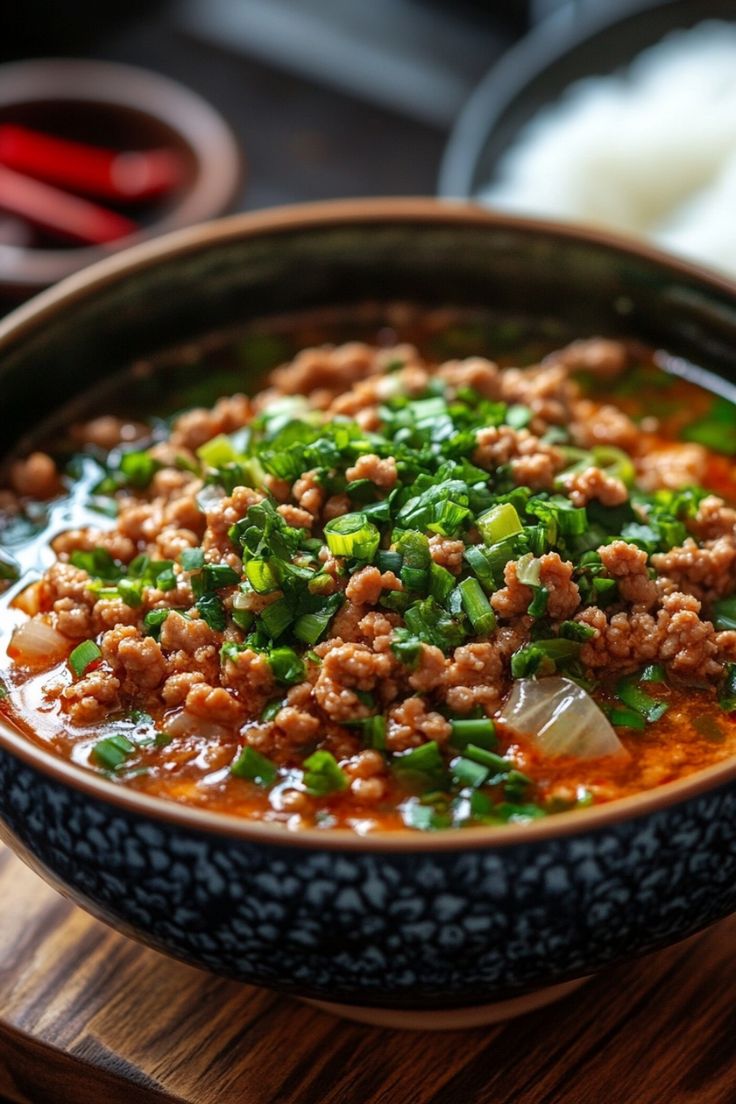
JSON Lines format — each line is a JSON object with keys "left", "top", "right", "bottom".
{"left": 0, "top": 841, "right": 734, "bottom": 1104}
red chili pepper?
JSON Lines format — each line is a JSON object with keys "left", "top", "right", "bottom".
{"left": 0, "top": 164, "right": 137, "bottom": 245}
{"left": 0, "top": 124, "right": 184, "bottom": 203}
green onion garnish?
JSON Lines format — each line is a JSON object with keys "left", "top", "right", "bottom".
{"left": 92, "top": 733, "right": 134, "bottom": 770}
{"left": 197, "top": 434, "right": 241, "bottom": 468}
{"left": 477, "top": 502, "right": 523, "bottom": 545}
{"left": 180, "top": 547, "right": 205, "bottom": 571}
{"left": 302, "top": 750, "right": 348, "bottom": 795}
{"left": 231, "top": 745, "right": 279, "bottom": 786}
{"left": 458, "top": 577, "right": 496, "bottom": 635}
{"left": 268, "top": 646, "right": 305, "bottom": 685}
{"left": 616, "top": 676, "right": 669, "bottom": 723}
{"left": 450, "top": 756, "right": 489, "bottom": 789}
{"left": 609, "top": 707, "right": 646, "bottom": 730}
{"left": 713, "top": 595, "right": 736, "bottom": 632}
{"left": 449, "top": 717, "right": 496, "bottom": 750}
{"left": 324, "top": 512, "right": 380, "bottom": 561}
{"left": 719, "top": 663, "right": 736, "bottom": 713}
{"left": 69, "top": 639, "right": 102, "bottom": 678}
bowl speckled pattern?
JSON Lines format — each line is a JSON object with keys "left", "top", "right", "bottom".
{"left": 2, "top": 200, "right": 736, "bottom": 1026}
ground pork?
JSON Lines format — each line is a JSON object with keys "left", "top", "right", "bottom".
{"left": 292, "top": 470, "right": 324, "bottom": 516}
{"left": 345, "top": 566, "right": 402, "bottom": 606}
{"left": 161, "top": 670, "right": 206, "bottom": 706}
{"left": 652, "top": 537, "right": 736, "bottom": 604}
{"left": 358, "top": 610, "right": 400, "bottom": 652}
{"left": 637, "top": 443, "right": 708, "bottom": 491}
{"left": 322, "top": 493, "right": 351, "bottom": 521}
{"left": 185, "top": 683, "right": 245, "bottom": 726}
{"left": 570, "top": 400, "right": 639, "bottom": 451}
{"left": 9, "top": 451, "right": 61, "bottom": 499}
{"left": 406, "top": 643, "right": 447, "bottom": 693}
{"left": 437, "top": 357, "right": 501, "bottom": 399}
{"left": 100, "top": 626, "right": 167, "bottom": 694}
{"left": 169, "top": 394, "right": 251, "bottom": 450}
{"left": 61, "top": 667, "right": 121, "bottom": 725}
{"left": 599, "top": 541, "right": 658, "bottom": 608}
{"left": 578, "top": 591, "right": 721, "bottom": 678}
{"left": 444, "top": 642, "right": 503, "bottom": 714}
{"left": 386, "top": 695, "right": 451, "bottom": 751}
{"left": 159, "top": 611, "right": 217, "bottom": 654}
{"left": 220, "top": 647, "right": 274, "bottom": 704}
{"left": 273, "top": 704, "right": 321, "bottom": 744}
{"left": 345, "top": 453, "right": 398, "bottom": 489}
{"left": 428, "top": 534, "right": 465, "bottom": 574}
{"left": 314, "top": 642, "right": 392, "bottom": 722}
{"left": 473, "top": 425, "right": 563, "bottom": 489}
{"left": 563, "top": 466, "right": 629, "bottom": 508}
{"left": 658, "top": 592, "right": 722, "bottom": 680}
{"left": 52, "top": 527, "right": 137, "bottom": 564}
{"left": 492, "top": 553, "right": 580, "bottom": 621}
{"left": 73, "top": 414, "right": 147, "bottom": 450}
{"left": 203, "top": 485, "right": 262, "bottom": 551}
{"left": 689, "top": 496, "right": 736, "bottom": 542}
{"left": 269, "top": 342, "right": 381, "bottom": 397}
{"left": 498, "top": 362, "right": 575, "bottom": 428}
{"left": 547, "top": 337, "right": 629, "bottom": 379}
{"left": 343, "top": 748, "right": 388, "bottom": 803}
{"left": 277, "top": 504, "right": 314, "bottom": 529}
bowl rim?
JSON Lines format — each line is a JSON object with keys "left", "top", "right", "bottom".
{"left": 3, "top": 195, "right": 736, "bottom": 852}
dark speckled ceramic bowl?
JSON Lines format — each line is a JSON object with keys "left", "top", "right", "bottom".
{"left": 2, "top": 200, "right": 736, "bottom": 1029}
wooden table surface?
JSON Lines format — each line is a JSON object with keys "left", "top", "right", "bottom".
{"left": 0, "top": 842, "right": 734, "bottom": 1104}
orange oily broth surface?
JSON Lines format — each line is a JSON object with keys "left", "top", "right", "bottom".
{"left": 2, "top": 656, "right": 735, "bottom": 831}
{"left": 2, "top": 315, "right": 736, "bottom": 831}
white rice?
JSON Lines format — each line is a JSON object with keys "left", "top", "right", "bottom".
{"left": 479, "top": 21, "right": 736, "bottom": 276}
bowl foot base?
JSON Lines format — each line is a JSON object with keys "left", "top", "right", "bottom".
{"left": 301, "top": 976, "right": 589, "bottom": 1030}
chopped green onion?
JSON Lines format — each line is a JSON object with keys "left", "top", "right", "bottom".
{"left": 202, "top": 563, "right": 240, "bottom": 590}
{"left": 429, "top": 561, "right": 455, "bottom": 604}
{"left": 197, "top": 434, "right": 240, "bottom": 468}
{"left": 477, "top": 503, "right": 523, "bottom": 545}
{"left": 641, "top": 663, "right": 666, "bottom": 684}
{"left": 231, "top": 745, "right": 279, "bottom": 786}
{"left": 268, "top": 647, "right": 305, "bottom": 685}
{"left": 506, "top": 404, "right": 532, "bottom": 429}
{"left": 260, "top": 597, "right": 294, "bottom": 639}
{"left": 458, "top": 577, "right": 496, "bottom": 635}
{"left": 117, "top": 578, "right": 143, "bottom": 608}
{"left": 69, "top": 639, "right": 101, "bottom": 678}
{"left": 195, "top": 594, "right": 227, "bottom": 631}
{"left": 449, "top": 717, "right": 496, "bottom": 750}
{"left": 616, "top": 675, "right": 669, "bottom": 723}
{"left": 302, "top": 750, "right": 348, "bottom": 795}
{"left": 609, "top": 706, "right": 646, "bottom": 730}
{"left": 450, "top": 756, "right": 489, "bottom": 789}
{"left": 719, "top": 663, "right": 736, "bottom": 712}
{"left": 180, "top": 547, "right": 205, "bottom": 570}
{"left": 119, "top": 450, "right": 159, "bottom": 488}
{"left": 462, "top": 744, "right": 511, "bottom": 774}
{"left": 324, "top": 512, "right": 380, "bottom": 561}
{"left": 713, "top": 595, "right": 736, "bottom": 632}
{"left": 92, "top": 733, "right": 134, "bottom": 770}
{"left": 392, "top": 740, "right": 446, "bottom": 792}
{"left": 245, "top": 559, "right": 281, "bottom": 594}
{"left": 559, "top": 620, "right": 596, "bottom": 642}
{"left": 70, "top": 548, "right": 123, "bottom": 581}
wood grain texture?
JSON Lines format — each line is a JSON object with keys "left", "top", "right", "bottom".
{"left": 0, "top": 840, "right": 734, "bottom": 1104}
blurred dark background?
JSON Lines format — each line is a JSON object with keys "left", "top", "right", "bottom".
{"left": 0, "top": 0, "right": 588, "bottom": 209}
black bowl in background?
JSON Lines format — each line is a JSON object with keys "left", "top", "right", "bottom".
{"left": 3, "top": 202, "right": 736, "bottom": 1029}
{"left": 439, "top": 0, "right": 736, "bottom": 200}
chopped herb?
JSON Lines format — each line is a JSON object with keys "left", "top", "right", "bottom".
{"left": 231, "top": 745, "right": 279, "bottom": 786}
{"left": 458, "top": 576, "right": 496, "bottom": 635}
{"left": 119, "top": 450, "right": 159, "bottom": 488}
{"left": 477, "top": 502, "right": 523, "bottom": 545}
{"left": 302, "top": 750, "right": 348, "bottom": 795}
{"left": 268, "top": 646, "right": 305, "bottom": 685}
{"left": 324, "top": 512, "right": 380, "bottom": 561}
{"left": 195, "top": 593, "right": 227, "bottom": 631}
{"left": 92, "top": 733, "right": 135, "bottom": 770}
{"left": 69, "top": 639, "right": 102, "bottom": 678}
{"left": 713, "top": 595, "right": 736, "bottom": 632}
{"left": 180, "top": 547, "right": 205, "bottom": 571}
{"left": 449, "top": 717, "right": 496, "bottom": 750}
{"left": 616, "top": 675, "right": 669, "bottom": 723}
